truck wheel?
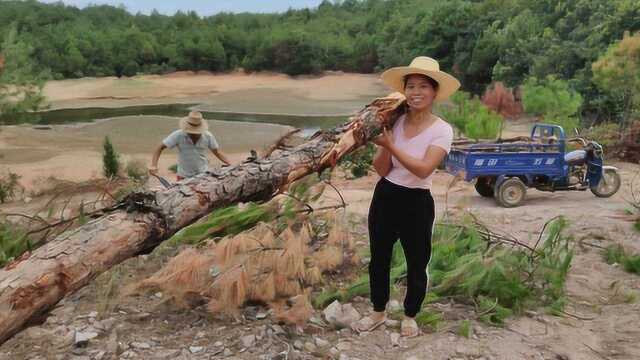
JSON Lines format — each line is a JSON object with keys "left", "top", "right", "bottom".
{"left": 591, "top": 168, "right": 621, "bottom": 198}
{"left": 474, "top": 177, "right": 494, "bottom": 197}
{"left": 495, "top": 178, "right": 527, "bottom": 207}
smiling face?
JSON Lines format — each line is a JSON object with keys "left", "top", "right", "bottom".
{"left": 404, "top": 74, "right": 438, "bottom": 112}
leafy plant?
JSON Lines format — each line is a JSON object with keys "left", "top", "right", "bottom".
{"left": 603, "top": 244, "right": 640, "bottom": 275}
{"left": 0, "top": 221, "right": 30, "bottom": 267}
{"left": 0, "top": 170, "right": 21, "bottom": 203}
{"left": 522, "top": 76, "right": 583, "bottom": 132}
{"left": 339, "top": 143, "right": 376, "bottom": 178}
{"left": 440, "top": 91, "right": 503, "bottom": 140}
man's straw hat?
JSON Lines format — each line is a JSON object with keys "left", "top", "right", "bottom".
{"left": 381, "top": 56, "right": 461, "bottom": 101}
{"left": 180, "top": 111, "right": 208, "bottom": 134}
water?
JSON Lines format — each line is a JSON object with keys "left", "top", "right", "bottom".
{"left": 0, "top": 103, "right": 349, "bottom": 130}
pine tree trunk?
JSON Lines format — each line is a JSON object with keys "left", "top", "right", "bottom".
{"left": 0, "top": 94, "right": 406, "bottom": 344}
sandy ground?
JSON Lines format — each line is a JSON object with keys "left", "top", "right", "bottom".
{"left": 43, "top": 71, "right": 387, "bottom": 115}
{"left": 1, "top": 73, "right": 640, "bottom": 359}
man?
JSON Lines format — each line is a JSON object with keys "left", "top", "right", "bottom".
{"left": 149, "top": 111, "right": 231, "bottom": 180}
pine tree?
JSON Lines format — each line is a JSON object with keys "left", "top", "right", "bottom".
{"left": 102, "top": 136, "right": 120, "bottom": 179}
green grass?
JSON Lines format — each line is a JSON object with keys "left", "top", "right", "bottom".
{"left": 314, "top": 216, "right": 574, "bottom": 327}
{"left": 603, "top": 244, "right": 640, "bottom": 275}
{"left": 0, "top": 221, "right": 31, "bottom": 267}
{"left": 458, "top": 319, "right": 471, "bottom": 338}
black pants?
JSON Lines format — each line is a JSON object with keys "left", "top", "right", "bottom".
{"left": 368, "top": 177, "right": 435, "bottom": 317}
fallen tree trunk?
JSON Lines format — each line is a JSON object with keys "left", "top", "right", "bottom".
{"left": 0, "top": 94, "right": 406, "bottom": 344}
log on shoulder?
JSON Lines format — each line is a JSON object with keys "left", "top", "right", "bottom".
{"left": 0, "top": 94, "right": 406, "bottom": 344}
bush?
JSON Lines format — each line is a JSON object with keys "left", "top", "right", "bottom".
{"left": 603, "top": 244, "right": 640, "bottom": 275}
{"left": 522, "top": 76, "right": 583, "bottom": 132}
{"left": 339, "top": 143, "right": 376, "bottom": 178}
{"left": 102, "top": 136, "right": 121, "bottom": 179}
{"left": 441, "top": 91, "right": 503, "bottom": 140}
{"left": 481, "top": 82, "right": 522, "bottom": 119}
{"left": 0, "top": 171, "right": 22, "bottom": 203}
{"left": 125, "top": 158, "right": 149, "bottom": 183}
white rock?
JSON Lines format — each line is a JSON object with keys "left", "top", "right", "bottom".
{"left": 195, "top": 331, "right": 206, "bottom": 339}
{"left": 256, "top": 312, "right": 268, "bottom": 320}
{"left": 339, "top": 354, "right": 350, "bottom": 360}
{"left": 214, "top": 341, "right": 224, "bottom": 347}
{"left": 189, "top": 346, "right": 204, "bottom": 354}
{"left": 271, "top": 325, "right": 285, "bottom": 335}
{"left": 154, "top": 292, "right": 163, "bottom": 298}
{"left": 293, "top": 340, "right": 304, "bottom": 350}
{"left": 154, "top": 349, "right": 181, "bottom": 359}
{"left": 336, "top": 342, "right": 351, "bottom": 351}
{"left": 385, "top": 319, "right": 399, "bottom": 327}
{"left": 88, "top": 311, "right": 98, "bottom": 318}
{"left": 74, "top": 331, "right": 99, "bottom": 347}
{"left": 388, "top": 300, "right": 402, "bottom": 312}
{"left": 304, "top": 341, "right": 317, "bottom": 353}
{"left": 323, "top": 301, "right": 361, "bottom": 328}
{"left": 130, "top": 342, "right": 151, "bottom": 350}
{"left": 223, "top": 348, "right": 233, "bottom": 357}
{"left": 240, "top": 334, "right": 255, "bottom": 348}
{"left": 120, "top": 350, "right": 136, "bottom": 359}
{"left": 390, "top": 332, "right": 401, "bottom": 347}
{"left": 93, "top": 350, "right": 106, "bottom": 360}
{"left": 314, "top": 337, "right": 330, "bottom": 348}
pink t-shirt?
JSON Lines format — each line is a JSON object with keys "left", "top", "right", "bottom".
{"left": 384, "top": 115, "right": 453, "bottom": 189}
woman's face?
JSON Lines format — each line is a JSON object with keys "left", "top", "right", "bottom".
{"left": 404, "top": 74, "right": 437, "bottom": 111}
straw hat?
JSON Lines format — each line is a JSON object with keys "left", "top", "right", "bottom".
{"left": 179, "top": 111, "right": 208, "bottom": 134}
{"left": 381, "top": 56, "right": 461, "bottom": 101}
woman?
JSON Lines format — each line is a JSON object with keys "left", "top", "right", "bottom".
{"left": 354, "top": 56, "right": 460, "bottom": 337}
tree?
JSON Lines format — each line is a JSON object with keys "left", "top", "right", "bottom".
{"left": 522, "top": 76, "right": 583, "bottom": 131}
{"left": 592, "top": 31, "right": 640, "bottom": 129}
{"left": 102, "top": 136, "right": 120, "bottom": 179}
{"left": 0, "top": 25, "right": 48, "bottom": 122}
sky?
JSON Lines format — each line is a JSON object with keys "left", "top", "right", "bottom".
{"left": 39, "top": 1, "right": 326, "bottom": 16}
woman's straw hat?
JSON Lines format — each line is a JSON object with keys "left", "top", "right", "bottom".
{"left": 381, "top": 56, "right": 460, "bottom": 101}
{"left": 179, "top": 111, "right": 208, "bottom": 134}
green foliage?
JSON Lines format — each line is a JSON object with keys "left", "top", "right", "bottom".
{"left": 102, "top": 136, "right": 120, "bottom": 179}
{"left": 522, "top": 76, "right": 583, "bottom": 131}
{"left": 458, "top": 319, "right": 471, "bottom": 338}
{"left": 440, "top": 91, "right": 503, "bottom": 140}
{"left": 0, "top": 170, "right": 21, "bottom": 203}
{"left": 0, "top": 221, "right": 30, "bottom": 267}
{"left": 167, "top": 175, "right": 325, "bottom": 246}
{"left": 315, "top": 216, "right": 574, "bottom": 326}
{"left": 125, "top": 159, "right": 149, "bottom": 183}
{"left": 0, "top": 23, "right": 49, "bottom": 122}
{"left": 414, "top": 309, "right": 443, "bottom": 330}
{"left": 603, "top": 244, "right": 640, "bottom": 275}
{"left": 592, "top": 31, "right": 640, "bottom": 128}
{"left": 339, "top": 143, "right": 376, "bottom": 178}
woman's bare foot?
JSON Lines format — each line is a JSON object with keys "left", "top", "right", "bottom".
{"left": 401, "top": 317, "right": 420, "bottom": 337}
{"left": 352, "top": 311, "right": 386, "bottom": 333}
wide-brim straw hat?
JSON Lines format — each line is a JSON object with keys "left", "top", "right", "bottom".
{"left": 381, "top": 56, "right": 461, "bottom": 101}
{"left": 179, "top": 111, "right": 208, "bottom": 134}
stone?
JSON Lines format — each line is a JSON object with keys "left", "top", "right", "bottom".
{"left": 120, "top": 350, "right": 136, "bottom": 359}
{"left": 339, "top": 354, "right": 350, "bottom": 360}
{"left": 93, "top": 351, "right": 106, "bottom": 360}
{"left": 293, "top": 340, "right": 304, "bottom": 350}
{"left": 323, "top": 301, "right": 361, "bottom": 328}
{"left": 214, "top": 341, "right": 224, "bottom": 347}
{"left": 223, "top": 348, "right": 233, "bottom": 357}
{"left": 88, "top": 311, "right": 98, "bottom": 318}
{"left": 196, "top": 331, "right": 206, "bottom": 339}
{"left": 330, "top": 347, "right": 340, "bottom": 357}
{"left": 154, "top": 349, "right": 182, "bottom": 359}
{"left": 336, "top": 342, "right": 351, "bottom": 351}
{"left": 130, "top": 342, "right": 151, "bottom": 350}
{"left": 385, "top": 319, "right": 399, "bottom": 327}
{"left": 304, "top": 342, "right": 317, "bottom": 353}
{"left": 390, "top": 332, "right": 401, "bottom": 347}
{"left": 314, "top": 337, "right": 330, "bottom": 348}
{"left": 189, "top": 346, "right": 204, "bottom": 354}
{"left": 74, "top": 331, "right": 99, "bottom": 347}
{"left": 388, "top": 300, "right": 402, "bottom": 312}
{"left": 271, "top": 325, "right": 285, "bottom": 335}
{"left": 94, "top": 318, "right": 116, "bottom": 332}
{"left": 256, "top": 312, "right": 268, "bottom": 320}
{"left": 240, "top": 334, "right": 256, "bottom": 348}
{"left": 154, "top": 292, "right": 163, "bottom": 298}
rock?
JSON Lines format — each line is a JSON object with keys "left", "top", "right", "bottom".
{"left": 390, "top": 332, "right": 401, "bottom": 347}
{"left": 405, "top": 356, "right": 420, "bottom": 360}
{"left": 23, "top": 196, "right": 33, "bottom": 204}
{"left": 293, "top": 340, "right": 304, "bottom": 350}
{"left": 24, "top": 327, "right": 52, "bottom": 339}
{"left": 94, "top": 318, "right": 116, "bottom": 332}
{"left": 154, "top": 292, "right": 163, "bottom": 298}
{"left": 120, "top": 350, "right": 136, "bottom": 359}
{"left": 336, "top": 342, "right": 351, "bottom": 351}
{"left": 93, "top": 350, "right": 106, "bottom": 360}
{"left": 323, "top": 301, "right": 361, "bottom": 328}
{"left": 130, "top": 342, "right": 151, "bottom": 350}
{"left": 330, "top": 347, "right": 340, "bottom": 357}
{"left": 304, "top": 342, "right": 317, "bottom": 353}
{"left": 339, "top": 354, "right": 350, "bottom": 360}
{"left": 240, "top": 334, "right": 256, "bottom": 348}
{"left": 154, "top": 349, "right": 181, "bottom": 359}
{"left": 256, "top": 312, "right": 269, "bottom": 320}
{"left": 196, "top": 331, "right": 206, "bottom": 339}
{"left": 88, "top": 311, "right": 98, "bottom": 318}
{"left": 271, "top": 325, "right": 285, "bottom": 335}
{"left": 214, "top": 341, "right": 224, "bottom": 347}
{"left": 129, "top": 312, "right": 151, "bottom": 322}
{"left": 189, "top": 346, "right": 204, "bottom": 354}
{"left": 223, "top": 348, "right": 233, "bottom": 357}
{"left": 314, "top": 337, "right": 330, "bottom": 348}
{"left": 388, "top": 300, "right": 402, "bottom": 312}
{"left": 74, "top": 331, "right": 99, "bottom": 347}
{"left": 385, "top": 319, "right": 399, "bottom": 328}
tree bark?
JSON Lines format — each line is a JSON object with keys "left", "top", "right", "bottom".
{"left": 0, "top": 94, "right": 406, "bottom": 344}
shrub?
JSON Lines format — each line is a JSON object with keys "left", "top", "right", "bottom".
{"left": 481, "top": 82, "right": 522, "bottom": 119}
{"left": 339, "top": 143, "right": 376, "bottom": 178}
{"left": 102, "top": 136, "right": 120, "bottom": 179}
{"left": 522, "top": 76, "right": 583, "bottom": 132}
{"left": 0, "top": 171, "right": 22, "bottom": 203}
{"left": 0, "top": 221, "right": 30, "bottom": 267}
{"left": 441, "top": 91, "right": 503, "bottom": 140}
{"left": 125, "top": 158, "right": 149, "bottom": 183}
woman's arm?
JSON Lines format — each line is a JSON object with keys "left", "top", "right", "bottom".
{"left": 387, "top": 144, "right": 447, "bottom": 179}
{"left": 372, "top": 146, "right": 392, "bottom": 177}
{"left": 374, "top": 127, "right": 447, "bottom": 179}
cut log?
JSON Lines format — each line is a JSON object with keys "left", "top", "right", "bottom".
{"left": 0, "top": 94, "right": 406, "bottom": 344}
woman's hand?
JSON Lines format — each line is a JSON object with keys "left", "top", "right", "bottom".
{"left": 372, "top": 127, "right": 393, "bottom": 149}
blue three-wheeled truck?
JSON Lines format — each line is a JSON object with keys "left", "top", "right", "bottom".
{"left": 445, "top": 124, "right": 621, "bottom": 207}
